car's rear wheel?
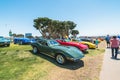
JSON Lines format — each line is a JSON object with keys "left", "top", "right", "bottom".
{"left": 19, "top": 41, "right": 23, "bottom": 45}
{"left": 56, "top": 54, "right": 66, "bottom": 64}
{"left": 33, "top": 46, "right": 39, "bottom": 54}
{"left": 7, "top": 44, "right": 10, "bottom": 47}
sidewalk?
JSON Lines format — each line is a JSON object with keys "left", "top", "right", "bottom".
{"left": 100, "top": 48, "right": 120, "bottom": 80}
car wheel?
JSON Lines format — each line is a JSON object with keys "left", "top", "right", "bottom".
{"left": 19, "top": 41, "right": 23, "bottom": 45}
{"left": 7, "top": 44, "right": 10, "bottom": 47}
{"left": 33, "top": 46, "right": 39, "bottom": 54}
{"left": 56, "top": 54, "right": 66, "bottom": 64}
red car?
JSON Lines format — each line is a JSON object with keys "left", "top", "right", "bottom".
{"left": 56, "top": 39, "right": 88, "bottom": 53}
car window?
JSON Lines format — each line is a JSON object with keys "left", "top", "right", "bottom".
{"left": 38, "top": 41, "right": 47, "bottom": 46}
{"left": 37, "top": 40, "right": 43, "bottom": 44}
{"left": 0, "top": 36, "right": 3, "bottom": 38}
{"left": 76, "top": 39, "right": 82, "bottom": 42}
{"left": 43, "top": 42, "right": 48, "bottom": 46}
{"left": 48, "top": 40, "right": 60, "bottom": 46}
{"left": 64, "top": 39, "right": 71, "bottom": 42}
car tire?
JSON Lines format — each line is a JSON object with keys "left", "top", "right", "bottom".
{"left": 19, "top": 41, "right": 23, "bottom": 45}
{"left": 55, "top": 54, "right": 66, "bottom": 65}
{"left": 33, "top": 46, "right": 39, "bottom": 54}
{"left": 7, "top": 44, "right": 10, "bottom": 47}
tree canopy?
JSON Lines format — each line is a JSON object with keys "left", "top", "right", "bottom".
{"left": 71, "top": 30, "right": 79, "bottom": 35}
{"left": 33, "top": 17, "right": 79, "bottom": 39}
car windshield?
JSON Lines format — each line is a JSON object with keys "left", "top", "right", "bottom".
{"left": 64, "top": 39, "right": 71, "bottom": 42}
{"left": 48, "top": 40, "right": 60, "bottom": 46}
{"left": 0, "top": 36, "right": 5, "bottom": 40}
{"left": 76, "top": 39, "right": 82, "bottom": 42}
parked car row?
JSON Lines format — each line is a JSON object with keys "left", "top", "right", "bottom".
{"left": 30, "top": 37, "right": 102, "bottom": 64}
{"left": 0, "top": 36, "right": 37, "bottom": 47}
{"left": 56, "top": 39, "right": 88, "bottom": 53}
{"left": 0, "top": 36, "right": 101, "bottom": 65}
{"left": 31, "top": 39, "right": 84, "bottom": 64}
{"left": 71, "top": 38, "right": 96, "bottom": 49}
{"left": 14, "top": 38, "right": 36, "bottom": 45}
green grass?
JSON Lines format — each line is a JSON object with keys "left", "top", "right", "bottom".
{"left": 0, "top": 44, "right": 54, "bottom": 80}
{"left": 0, "top": 44, "right": 105, "bottom": 80}
{"left": 86, "top": 48, "right": 105, "bottom": 57}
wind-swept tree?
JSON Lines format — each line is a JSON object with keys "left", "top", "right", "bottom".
{"left": 71, "top": 30, "right": 79, "bottom": 38}
{"left": 62, "top": 21, "right": 76, "bottom": 37}
{"left": 33, "top": 17, "right": 52, "bottom": 38}
{"left": 33, "top": 17, "right": 77, "bottom": 39}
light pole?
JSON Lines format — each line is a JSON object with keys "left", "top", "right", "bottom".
{"left": 9, "top": 30, "right": 13, "bottom": 42}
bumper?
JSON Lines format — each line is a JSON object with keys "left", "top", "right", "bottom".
{"left": 67, "top": 57, "right": 84, "bottom": 62}
{"left": 89, "top": 45, "right": 96, "bottom": 49}
{"left": 0, "top": 42, "right": 10, "bottom": 46}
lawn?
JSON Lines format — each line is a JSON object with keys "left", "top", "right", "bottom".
{"left": 0, "top": 43, "right": 105, "bottom": 80}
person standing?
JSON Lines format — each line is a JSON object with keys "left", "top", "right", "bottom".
{"left": 110, "top": 36, "right": 120, "bottom": 59}
{"left": 117, "top": 34, "right": 120, "bottom": 39}
{"left": 105, "top": 35, "right": 111, "bottom": 48}
{"left": 95, "top": 38, "right": 99, "bottom": 48}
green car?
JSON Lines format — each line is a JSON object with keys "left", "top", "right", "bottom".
{"left": 31, "top": 39, "right": 84, "bottom": 64}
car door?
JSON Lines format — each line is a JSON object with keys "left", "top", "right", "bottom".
{"left": 40, "top": 41, "right": 53, "bottom": 56}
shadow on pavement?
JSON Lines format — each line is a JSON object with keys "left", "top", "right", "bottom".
{"left": 115, "top": 58, "right": 120, "bottom": 60}
{"left": 111, "top": 57, "right": 120, "bottom": 60}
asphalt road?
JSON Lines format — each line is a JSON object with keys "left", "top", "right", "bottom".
{"left": 99, "top": 48, "right": 120, "bottom": 80}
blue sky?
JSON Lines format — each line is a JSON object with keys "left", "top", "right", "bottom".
{"left": 0, "top": 0, "right": 120, "bottom": 37}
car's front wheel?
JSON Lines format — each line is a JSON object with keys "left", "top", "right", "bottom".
{"left": 19, "top": 41, "right": 23, "bottom": 45}
{"left": 7, "top": 44, "right": 10, "bottom": 47}
{"left": 33, "top": 46, "right": 39, "bottom": 54}
{"left": 56, "top": 54, "right": 66, "bottom": 65}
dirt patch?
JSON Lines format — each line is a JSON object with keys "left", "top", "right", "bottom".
{"left": 98, "top": 40, "right": 106, "bottom": 49}
{"left": 44, "top": 53, "right": 103, "bottom": 80}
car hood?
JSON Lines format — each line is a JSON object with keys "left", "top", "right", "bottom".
{"left": 81, "top": 41, "right": 95, "bottom": 46}
{"left": 51, "top": 45, "right": 84, "bottom": 58}
{"left": 68, "top": 42, "right": 88, "bottom": 48}
{"left": 0, "top": 38, "right": 10, "bottom": 42}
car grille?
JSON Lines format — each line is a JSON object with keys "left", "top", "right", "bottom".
{"left": 0, "top": 42, "right": 5, "bottom": 44}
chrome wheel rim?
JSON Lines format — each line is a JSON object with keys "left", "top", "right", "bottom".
{"left": 20, "top": 41, "right": 22, "bottom": 45}
{"left": 33, "top": 47, "right": 37, "bottom": 53}
{"left": 56, "top": 55, "right": 65, "bottom": 64}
